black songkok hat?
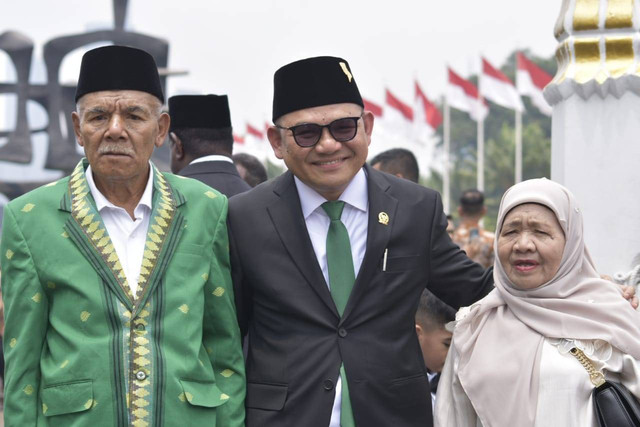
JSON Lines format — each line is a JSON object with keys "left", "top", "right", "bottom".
{"left": 75, "top": 45, "right": 164, "bottom": 102}
{"left": 168, "top": 95, "right": 231, "bottom": 132}
{"left": 272, "top": 56, "right": 364, "bottom": 122}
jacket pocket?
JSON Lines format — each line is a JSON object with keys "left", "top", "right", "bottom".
{"left": 42, "top": 379, "right": 93, "bottom": 417}
{"left": 388, "top": 372, "right": 429, "bottom": 408}
{"left": 180, "top": 379, "right": 229, "bottom": 408}
{"left": 246, "top": 382, "right": 288, "bottom": 410}
{"left": 382, "top": 254, "right": 423, "bottom": 272}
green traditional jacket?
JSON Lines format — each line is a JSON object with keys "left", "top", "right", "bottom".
{"left": 0, "top": 160, "right": 245, "bottom": 426}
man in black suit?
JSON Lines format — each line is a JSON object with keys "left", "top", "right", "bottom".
{"left": 228, "top": 56, "right": 493, "bottom": 427}
{"left": 169, "top": 94, "right": 251, "bottom": 197}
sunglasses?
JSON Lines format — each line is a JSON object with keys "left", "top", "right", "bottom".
{"left": 275, "top": 116, "right": 362, "bottom": 147}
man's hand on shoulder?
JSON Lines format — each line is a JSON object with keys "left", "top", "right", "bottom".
{"left": 602, "top": 274, "right": 638, "bottom": 309}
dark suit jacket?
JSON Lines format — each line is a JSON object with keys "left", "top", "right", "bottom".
{"left": 179, "top": 160, "right": 251, "bottom": 197}
{"left": 228, "top": 165, "right": 493, "bottom": 427}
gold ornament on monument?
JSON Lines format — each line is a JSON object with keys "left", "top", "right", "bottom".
{"left": 545, "top": 0, "right": 639, "bottom": 103}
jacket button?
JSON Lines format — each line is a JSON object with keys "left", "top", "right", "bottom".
{"left": 323, "top": 379, "right": 334, "bottom": 390}
{"left": 136, "top": 371, "right": 147, "bottom": 381}
{"left": 338, "top": 328, "right": 347, "bottom": 338}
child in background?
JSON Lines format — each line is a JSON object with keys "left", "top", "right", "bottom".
{"left": 415, "top": 290, "right": 456, "bottom": 411}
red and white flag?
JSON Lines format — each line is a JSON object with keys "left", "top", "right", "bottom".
{"left": 239, "top": 122, "right": 270, "bottom": 163}
{"left": 365, "top": 92, "right": 413, "bottom": 158}
{"left": 480, "top": 57, "right": 524, "bottom": 112}
{"left": 385, "top": 89, "right": 413, "bottom": 122}
{"left": 363, "top": 97, "right": 384, "bottom": 117}
{"left": 447, "top": 68, "right": 488, "bottom": 121}
{"left": 246, "top": 123, "right": 265, "bottom": 139}
{"left": 233, "top": 134, "right": 245, "bottom": 144}
{"left": 412, "top": 82, "right": 442, "bottom": 175}
{"left": 414, "top": 81, "right": 442, "bottom": 131}
{"left": 382, "top": 89, "right": 414, "bottom": 143}
{"left": 516, "top": 52, "right": 553, "bottom": 116}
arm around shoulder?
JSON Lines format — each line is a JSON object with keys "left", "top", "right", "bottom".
{"left": 427, "top": 193, "right": 493, "bottom": 309}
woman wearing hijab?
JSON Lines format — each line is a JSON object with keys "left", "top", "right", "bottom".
{"left": 435, "top": 178, "right": 640, "bottom": 426}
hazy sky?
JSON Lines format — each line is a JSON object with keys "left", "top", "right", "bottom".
{"left": 1, "top": 0, "right": 561, "bottom": 131}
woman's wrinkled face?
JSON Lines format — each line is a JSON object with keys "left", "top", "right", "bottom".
{"left": 497, "top": 203, "right": 566, "bottom": 290}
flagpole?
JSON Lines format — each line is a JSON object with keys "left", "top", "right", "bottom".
{"left": 477, "top": 116, "right": 484, "bottom": 191}
{"left": 477, "top": 60, "right": 485, "bottom": 192}
{"left": 443, "top": 97, "right": 451, "bottom": 214}
{"left": 515, "top": 109, "right": 523, "bottom": 183}
{"left": 515, "top": 53, "right": 523, "bottom": 184}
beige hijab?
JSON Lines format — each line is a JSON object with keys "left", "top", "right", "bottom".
{"left": 453, "top": 178, "right": 640, "bottom": 426}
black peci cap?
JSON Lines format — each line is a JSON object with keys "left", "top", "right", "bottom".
{"left": 168, "top": 95, "right": 231, "bottom": 132}
{"left": 272, "top": 56, "right": 363, "bottom": 122}
{"left": 75, "top": 45, "right": 164, "bottom": 103}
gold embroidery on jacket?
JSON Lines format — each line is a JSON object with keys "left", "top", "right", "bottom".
{"left": 68, "top": 162, "right": 134, "bottom": 302}
{"left": 68, "top": 162, "right": 178, "bottom": 426}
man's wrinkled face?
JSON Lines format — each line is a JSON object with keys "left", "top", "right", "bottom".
{"left": 72, "top": 90, "right": 169, "bottom": 183}
{"left": 268, "top": 103, "right": 373, "bottom": 200}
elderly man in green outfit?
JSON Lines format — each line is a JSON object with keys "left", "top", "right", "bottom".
{"left": 0, "top": 45, "right": 245, "bottom": 426}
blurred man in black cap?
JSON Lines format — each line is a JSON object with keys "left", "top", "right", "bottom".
{"left": 228, "top": 56, "right": 493, "bottom": 427}
{"left": 0, "top": 45, "right": 245, "bottom": 426}
{"left": 169, "top": 94, "right": 250, "bottom": 197}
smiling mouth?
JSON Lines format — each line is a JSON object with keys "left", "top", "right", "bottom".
{"left": 513, "top": 260, "right": 539, "bottom": 272}
{"left": 314, "top": 158, "right": 346, "bottom": 167}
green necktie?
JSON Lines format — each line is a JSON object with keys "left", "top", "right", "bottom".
{"left": 322, "top": 201, "right": 356, "bottom": 427}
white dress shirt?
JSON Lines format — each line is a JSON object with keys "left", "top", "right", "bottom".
{"left": 189, "top": 154, "right": 233, "bottom": 165}
{"left": 85, "top": 164, "right": 153, "bottom": 295}
{"left": 294, "top": 168, "right": 369, "bottom": 427}
{"left": 435, "top": 337, "right": 640, "bottom": 427}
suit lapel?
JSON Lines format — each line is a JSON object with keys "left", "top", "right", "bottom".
{"left": 267, "top": 172, "right": 339, "bottom": 318}
{"left": 341, "top": 166, "right": 398, "bottom": 321}
{"left": 130, "top": 166, "right": 185, "bottom": 317}
{"left": 61, "top": 160, "right": 135, "bottom": 310}
{"left": 60, "top": 161, "right": 185, "bottom": 315}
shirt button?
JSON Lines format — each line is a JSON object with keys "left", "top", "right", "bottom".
{"left": 136, "top": 371, "right": 147, "bottom": 381}
{"left": 338, "top": 328, "right": 347, "bottom": 338}
{"left": 323, "top": 379, "right": 334, "bottom": 390}
{"left": 136, "top": 323, "right": 145, "bottom": 331}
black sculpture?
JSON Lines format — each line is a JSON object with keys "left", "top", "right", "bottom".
{"left": 0, "top": 0, "right": 172, "bottom": 174}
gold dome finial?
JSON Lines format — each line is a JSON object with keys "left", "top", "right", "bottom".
{"left": 545, "top": 0, "right": 639, "bottom": 104}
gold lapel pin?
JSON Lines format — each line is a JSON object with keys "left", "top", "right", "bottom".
{"left": 378, "top": 212, "right": 389, "bottom": 225}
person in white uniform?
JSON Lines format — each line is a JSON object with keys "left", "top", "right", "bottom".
{"left": 435, "top": 178, "right": 640, "bottom": 427}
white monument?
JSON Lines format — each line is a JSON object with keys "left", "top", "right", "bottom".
{"left": 544, "top": 0, "right": 640, "bottom": 277}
